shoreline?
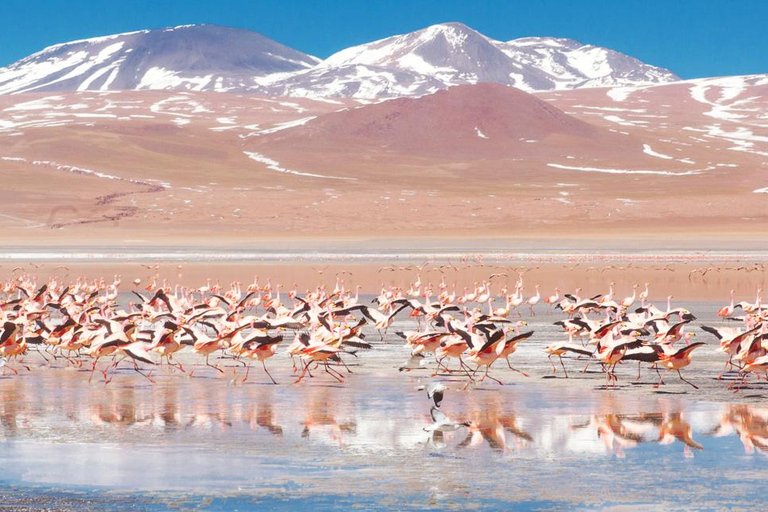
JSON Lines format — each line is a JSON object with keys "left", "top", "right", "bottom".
{"left": 1, "top": 249, "right": 768, "bottom": 263}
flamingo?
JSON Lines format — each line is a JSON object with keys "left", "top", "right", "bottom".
{"left": 654, "top": 343, "right": 706, "bottom": 389}
{"left": 718, "top": 289, "right": 740, "bottom": 317}
{"left": 544, "top": 288, "right": 560, "bottom": 306}
{"left": 639, "top": 283, "right": 650, "bottom": 307}
{"left": 621, "top": 285, "right": 638, "bottom": 309}
{"left": 544, "top": 341, "right": 594, "bottom": 377}
{"left": 526, "top": 285, "right": 541, "bottom": 316}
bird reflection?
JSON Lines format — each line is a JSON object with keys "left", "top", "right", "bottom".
{"left": 300, "top": 388, "right": 356, "bottom": 444}
{"left": 452, "top": 399, "right": 532, "bottom": 453}
{"left": 572, "top": 411, "right": 702, "bottom": 457}
{"left": 426, "top": 429, "right": 447, "bottom": 449}
{"left": 185, "top": 412, "right": 233, "bottom": 429}
{"left": 709, "top": 404, "right": 768, "bottom": 454}
{"left": 7, "top": 371, "right": 768, "bottom": 462}
{"left": 658, "top": 412, "right": 703, "bottom": 456}
{"left": 0, "top": 379, "right": 28, "bottom": 436}
{"left": 90, "top": 401, "right": 148, "bottom": 427}
{"left": 246, "top": 402, "right": 283, "bottom": 436}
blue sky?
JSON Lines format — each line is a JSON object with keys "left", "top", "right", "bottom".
{"left": 0, "top": 0, "right": 765, "bottom": 79}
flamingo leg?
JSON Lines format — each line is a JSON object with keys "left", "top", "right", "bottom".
{"left": 459, "top": 357, "right": 475, "bottom": 380}
{"left": 548, "top": 355, "right": 557, "bottom": 373}
{"left": 88, "top": 357, "right": 100, "bottom": 383}
{"left": 262, "top": 360, "right": 277, "bottom": 385}
{"left": 677, "top": 370, "right": 698, "bottom": 390}
{"left": 718, "top": 357, "right": 731, "bottom": 380}
{"left": 69, "top": 354, "right": 82, "bottom": 368}
{"left": 559, "top": 355, "right": 569, "bottom": 378}
{"left": 324, "top": 361, "right": 344, "bottom": 383}
{"left": 133, "top": 361, "right": 155, "bottom": 384}
{"left": 327, "top": 362, "right": 345, "bottom": 380}
{"left": 433, "top": 356, "right": 452, "bottom": 376}
{"left": 294, "top": 360, "right": 312, "bottom": 383}
{"left": 483, "top": 365, "right": 504, "bottom": 386}
{"left": 36, "top": 348, "right": 51, "bottom": 365}
{"left": 166, "top": 355, "right": 185, "bottom": 373}
{"left": 729, "top": 372, "right": 746, "bottom": 392}
{"left": 506, "top": 357, "right": 529, "bottom": 377}
{"left": 206, "top": 355, "right": 224, "bottom": 373}
{"left": 337, "top": 356, "right": 354, "bottom": 374}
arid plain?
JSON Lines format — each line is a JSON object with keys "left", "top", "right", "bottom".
{"left": 1, "top": 75, "right": 767, "bottom": 249}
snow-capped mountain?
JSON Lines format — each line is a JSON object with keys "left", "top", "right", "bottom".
{"left": 264, "top": 23, "right": 679, "bottom": 98}
{"left": 497, "top": 36, "right": 678, "bottom": 89}
{"left": 259, "top": 23, "right": 529, "bottom": 98}
{"left": 0, "top": 22, "right": 678, "bottom": 98}
{"left": 0, "top": 24, "right": 320, "bottom": 95}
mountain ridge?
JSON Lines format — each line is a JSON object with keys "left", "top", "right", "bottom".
{"left": 0, "top": 22, "right": 679, "bottom": 98}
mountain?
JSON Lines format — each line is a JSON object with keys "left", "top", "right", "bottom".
{"left": 263, "top": 22, "right": 679, "bottom": 98}
{"left": 0, "top": 24, "right": 319, "bottom": 95}
{"left": 259, "top": 23, "right": 528, "bottom": 98}
{"left": 497, "top": 36, "right": 679, "bottom": 89}
{"left": 0, "top": 22, "right": 678, "bottom": 98}
{"left": 254, "top": 83, "right": 635, "bottom": 159}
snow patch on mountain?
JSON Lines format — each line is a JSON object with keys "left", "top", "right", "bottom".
{"left": 642, "top": 144, "right": 674, "bottom": 159}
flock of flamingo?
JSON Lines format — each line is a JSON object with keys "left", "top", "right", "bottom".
{"left": 0, "top": 268, "right": 766, "bottom": 392}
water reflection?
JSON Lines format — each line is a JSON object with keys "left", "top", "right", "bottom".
{"left": 1, "top": 370, "right": 768, "bottom": 501}
{"left": 298, "top": 386, "right": 357, "bottom": 444}
{"left": 571, "top": 412, "right": 702, "bottom": 458}
{"left": 711, "top": 404, "right": 768, "bottom": 455}
{"left": 0, "top": 371, "right": 765, "bottom": 458}
{"left": 433, "top": 397, "right": 533, "bottom": 453}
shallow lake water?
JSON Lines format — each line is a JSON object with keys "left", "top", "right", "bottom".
{"left": 1, "top": 366, "right": 767, "bottom": 510}
{"left": 1, "top": 299, "right": 767, "bottom": 509}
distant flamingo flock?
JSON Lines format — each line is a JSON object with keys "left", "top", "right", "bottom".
{"left": 0, "top": 267, "right": 766, "bottom": 392}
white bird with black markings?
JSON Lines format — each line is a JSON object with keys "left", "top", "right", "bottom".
{"left": 424, "top": 407, "right": 470, "bottom": 432}
{"left": 398, "top": 350, "right": 428, "bottom": 372}
{"left": 419, "top": 381, "right": 447, "bottom": 407}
